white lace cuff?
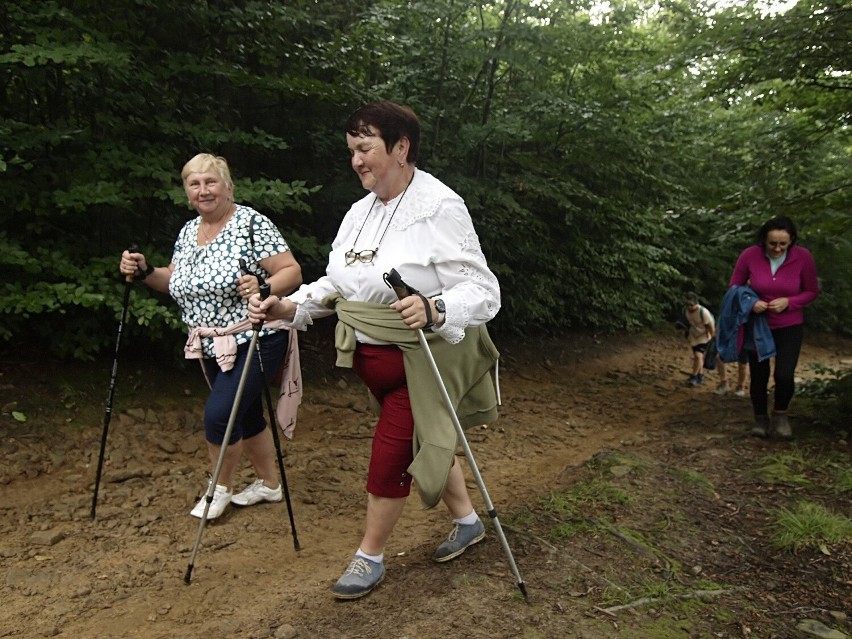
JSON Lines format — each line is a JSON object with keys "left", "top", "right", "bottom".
{"left": 289, "top": 303, "right": 314, "bottom": 331}
{"left": 431, "top": 322, "right": 464, "bottom": 344}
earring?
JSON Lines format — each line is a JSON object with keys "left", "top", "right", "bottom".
{"left": 398, "top": 161, "right": 405, "bottom": 168}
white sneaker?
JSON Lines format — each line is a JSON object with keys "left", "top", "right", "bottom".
{"left": 734, "top": 387, "right": 747, "bottom": 397}
{"left": 231, "top": 479, "right": 282, "bottom": 507}
{"left": 190, "top": 483, "right": 232, "bottom": 519}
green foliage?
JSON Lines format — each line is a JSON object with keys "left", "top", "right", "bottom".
{"left": 660, "top": 0, "right": 852, "bottom": 332}
{"left": 0, "top": 233, "right": 183, "bottom": 359}
{"left": 796, "top": 364, "right": 852, "bottom": 431}
{"left": 1, "top": 0, "right": 849, "bottom": 358}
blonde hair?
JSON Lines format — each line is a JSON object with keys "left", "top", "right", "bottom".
{"left": 181, "top": 153, "right": 233, "bottom": 190}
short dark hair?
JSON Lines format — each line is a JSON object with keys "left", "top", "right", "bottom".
{"left": 756, "top": 215, "right": 798, "bottom": 246}
{"left": 684, "top": 292, "right": 699, "bottom": 305}
{"left": 345, "top": 101, "right": 420, "bottom": 164}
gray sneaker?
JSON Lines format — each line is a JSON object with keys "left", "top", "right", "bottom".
{"left": 331, "top": 556, "right": 385, "bottom": 600}
{"left": 432, "top": 519, "right": 486, "bottom": 563}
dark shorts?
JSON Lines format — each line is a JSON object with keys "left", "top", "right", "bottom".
{"left": 201, "top": 330, "right": 288, "bottom": 445}
{"left": 353, "top": 343, "right": 414, "bottom": 498}
{"left": 692, "top": 342, "right": 709, "bottom": 354}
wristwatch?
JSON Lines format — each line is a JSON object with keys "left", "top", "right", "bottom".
{"left": 433, "top": 298, "right": 446, "bottom": 325}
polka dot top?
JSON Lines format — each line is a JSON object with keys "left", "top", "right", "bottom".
{"left": 169, "top": 205, "right": 290, "bottom": 357}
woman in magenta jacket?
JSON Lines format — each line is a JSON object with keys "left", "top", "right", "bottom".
{"left": 728, "top": 215, "right": 820, "bottom": 439}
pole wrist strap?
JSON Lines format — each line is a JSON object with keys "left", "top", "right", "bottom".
{"left": 135, "top": 263, "right": 155, "bottom": 281}
{"left": 417, "top": 293, "right": 433, "bottom": 328}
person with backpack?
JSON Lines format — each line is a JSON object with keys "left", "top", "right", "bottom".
{"left": 683, "top": 292, "right": 715, "bottom": 387}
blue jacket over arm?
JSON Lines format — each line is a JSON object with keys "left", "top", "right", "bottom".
{"left": 717, "top": 285, "right": 776, "bottom": 363}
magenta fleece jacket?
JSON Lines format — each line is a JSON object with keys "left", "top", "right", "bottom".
{"left": 728, "top": 244, "right": 820, "bottom": 330}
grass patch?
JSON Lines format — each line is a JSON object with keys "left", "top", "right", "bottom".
{"left": 833, "top": 464, "right": 852, "bottom": 494}
{"left": 750, "top": 449, "right": 812, "bottom": 485}
{"left": 547, "top": 520, "right": 595, "bottom": 540}
{"left": 770, "top": 501, "right": 852, "bottom": 551}
{"left": 542, "top": 480, "right": 632, "bottom": 515}
{"left": 587, "top": 450, "right": 650, "bottom": 473}
{"left": 751, "top": 447, "right": 852, "bottom": 490}
{"left": 449, "top": 572, "right": 489, "bottom": 589}
{"left": 542, "top": 481, "right": 632, "bottom": 539}
{"left": 673, "top": 468, "right": 714, "bottom": 493}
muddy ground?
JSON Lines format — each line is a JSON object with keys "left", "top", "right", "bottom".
{"left": 1, "top": 327, "right": 850, "bottom": 639}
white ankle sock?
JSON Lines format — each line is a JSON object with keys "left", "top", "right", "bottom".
{"left": 356, "top": 549, "right": 383, "bottom": 563}
{"left": 454, "top": 510, "right": 479, "bottom": 526}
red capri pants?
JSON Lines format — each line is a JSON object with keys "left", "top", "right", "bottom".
{"left": 353, "top": 343, "right": 414, "bottom": 498}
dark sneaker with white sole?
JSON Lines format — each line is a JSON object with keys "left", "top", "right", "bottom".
{"left": 331, "top": 556, "right": 385, "bottom": 599}
{"left": 432, "top": 519, "right": 486, "bottom": 563}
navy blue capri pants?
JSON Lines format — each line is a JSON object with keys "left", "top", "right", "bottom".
{"left": 201, "top": 330, "right": 288, "bottom": 446}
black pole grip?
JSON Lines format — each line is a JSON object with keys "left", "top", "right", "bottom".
{"left": 252, "top": 283, "right": 271, "bottom": 332}
{"left": 239, "top": 257, "right": 266, "bottom": 286}
{"left": 383, "top": 268, "right": 419, "bottom": 301}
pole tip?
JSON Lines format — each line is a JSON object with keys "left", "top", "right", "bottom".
{"left": 184, "top": 565, "right": 193, "bottom": 585}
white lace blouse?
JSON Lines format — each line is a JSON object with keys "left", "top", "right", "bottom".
{"left": 288, "top": 169, "right": 500, "bottom": 344}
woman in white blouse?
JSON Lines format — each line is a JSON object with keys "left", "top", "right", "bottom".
{"left": 249, "top": 101, "right": 501, "bottom": 600}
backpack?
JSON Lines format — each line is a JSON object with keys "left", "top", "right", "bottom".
{"left": 704, "top": 339, "right": 718, "bottom": 370}
{"left": 678, "top": 305, "right": 713, "bottom": 340}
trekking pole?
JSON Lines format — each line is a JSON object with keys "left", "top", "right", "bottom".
{"left": 91, "top": 245, "right": 137, "bottom": 520}
{"left": 383, "top": 268, "right": 528, "bottom": 599}
{"left": 239, "top": 259, "right": 301, "bottom": 551}
{"left": 184, "top": 282, "right": 270, "bottom": 585}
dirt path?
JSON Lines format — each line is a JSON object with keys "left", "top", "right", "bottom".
{"left": 1, "top": 331, "right": 850, "bottom": 639}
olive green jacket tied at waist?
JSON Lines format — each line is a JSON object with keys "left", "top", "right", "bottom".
{"left": 327, "top": 295, "right": 500, "bottom": 509}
